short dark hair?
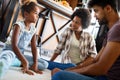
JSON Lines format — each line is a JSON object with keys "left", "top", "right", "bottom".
{"left": 71, "top": 8, "right": 91, "bottom": 29}
{"left": 88, "top": 0, "right": 117, "bottom": 12}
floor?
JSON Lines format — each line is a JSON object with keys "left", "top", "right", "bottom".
{"left": 0, "top": 41, "right": 61, "bottom": 80}
{"left": 0, "top": 49, "right": 52, "bottom": 80}
{"left": 2, "top": 67, "right": 51, "bottom": 80}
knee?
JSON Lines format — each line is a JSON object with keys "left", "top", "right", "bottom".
{"left": 0, "top": 50, "right": 16, "bottom": 60}
{"left": 44, "top": 61, "right": 49, "bottom": 69}
{"left": 52, "top": 71, "right": 64, "bottom": 80}
{"left": 52, "top": 72, "right": 60, "bottom": 80}
{"left": 39, "top": 60, "right": 49, "bottom": 70}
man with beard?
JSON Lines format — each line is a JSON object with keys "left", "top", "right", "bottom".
{"left": 51, "top": 0, "right": 120, "bottom": 80}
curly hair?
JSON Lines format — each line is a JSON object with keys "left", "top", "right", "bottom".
{"left": 71, "top": 8, "right": 91, "bottom": 29}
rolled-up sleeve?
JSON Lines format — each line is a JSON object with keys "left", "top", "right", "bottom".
{"left": 54, "top": 28, "right": 68, "bottom": 54}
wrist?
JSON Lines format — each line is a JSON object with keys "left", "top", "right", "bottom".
{"left": 33, "top": 61, "right": 38, "bottom": 64}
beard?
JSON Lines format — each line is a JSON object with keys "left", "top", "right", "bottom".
{"left": 98, "top": 17, "right": 108, "bottom": 25}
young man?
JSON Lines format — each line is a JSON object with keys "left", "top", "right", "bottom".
{"left": 52, "top": 0, "right": 120, "bottom": 80}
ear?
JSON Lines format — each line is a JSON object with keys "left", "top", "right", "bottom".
{"left": 24, "top": 11, "right": 29, "bottom": 18}
{"left": 104, "top": 5, "right": 112, "bottom": 13}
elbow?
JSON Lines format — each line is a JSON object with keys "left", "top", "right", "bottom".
{"left": 95, "top": 63, "right": 110, "bottom": 75}
{"left": 102, "top": 67, "right": 109, "bottom": 75}
{"left": 101, "top": 68, "right": 108, "bottom": 75}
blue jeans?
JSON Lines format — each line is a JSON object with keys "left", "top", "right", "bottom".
{"left": 46, "top": 60, "right": 76, "bottom": 70}
{"left": 5, "top": 54, "right": 48, "bottom": 70}
{"left": 24, "top": 55, "right": 48, "bottom": 70}
{"left": 0, "top": 50, "right": 48, "bottom": 78}
{"left": 52, "top": 70, "right": 108, "bottom": 80}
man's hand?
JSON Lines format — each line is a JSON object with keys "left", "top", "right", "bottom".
{"left": 51, "top": 68, "right": 61, "bottom": 76}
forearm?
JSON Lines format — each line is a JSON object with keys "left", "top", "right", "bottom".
{"left": 66, "top": 57, "right": 95, "bottom": 71}
{"left": 31, "top": 34, "right": 38, "bottom": 63}
{"left": 70, "top": 63, "right": 106, "bottom": 76}
{"left": 31, "top": 46, "right": 38, "bottom": 63}
{"left": 78, "top": 56, "right": 95, "bottom": 67}
{"left": 50, "top": 53, "right": 59, "bottom": 61}
{"left": 12, "top": 45, "right": 28, "bottom": 65}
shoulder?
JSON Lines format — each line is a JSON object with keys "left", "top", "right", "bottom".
{"left": 108, "top": 22, "right": 120, "bottom": 41}
{"left": 82, "top": 31, "right": 92, "bottom": 37}
{"left": 81, "top": 31, "right": 95, "bottom": 41}
{"left": 65, "top": 27, "right": 71, "bottom": 32}
{"left": 13, "top": 20, "right": 24, "bottom": 29}
{"left": 61, "top": 27, "right": 72, "bottom": 35}
{"left": 30, "top": 24, "right": 36, "bottom": 33}
{"left": 110, "top": 22, "right": 120, "bottom": 32}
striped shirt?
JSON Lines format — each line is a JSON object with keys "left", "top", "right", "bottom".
{"left": 54, "top": 28, "right": 97, "bottom": 63}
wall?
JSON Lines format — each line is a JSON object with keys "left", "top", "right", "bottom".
{"left": 36, "top": 0, "right": 73, "bottom": 51}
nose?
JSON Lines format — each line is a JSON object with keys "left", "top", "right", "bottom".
{"left": 94, "top": 13, "right": 97, "bottom": 18}
{"left": 36, "top": 14, "right": 39, "bottom": 20}
{"left": 37, "top": 14, "right": 39, "bottom": 18}
{"left": 72, "top": 22, "right": 76, "bottom": 27}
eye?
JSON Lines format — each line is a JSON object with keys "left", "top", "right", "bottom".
{"left": 72, "top": 20, "right": 80, "bottom": 24}
{"left": 94, "top": 9, "right": 98, "bottom": 13}
{"left": 35, "top": 12, "right": 38, "bottom": 14}
{"left": 32, "top": 11, "right": 39, "bottom": 15}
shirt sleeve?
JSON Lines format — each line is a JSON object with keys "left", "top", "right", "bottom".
{"left": 54, "top": 28, "right": 69, "bottom": 54}
{"left": 88, "top": 33, "right": 97, "bottom": 58}
{"left": 108, "top": 24, "right": 120, "bottom": 42}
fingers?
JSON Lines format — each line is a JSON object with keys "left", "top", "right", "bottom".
{"left": 30, "top": 68, "right": 43, "bottom": 74}
{"left": 26, "top": 70, "right": 34, "bottom": 75}
{"left": 34, "top": 70, "right": 43, "bottom": 74}
{"left": 21, "top": 68, "right": 27, "bottom": 73}
{"left": 29, "top": 66, "right": 43, "bottom": 74}
{"left": 21, "top": 68, "right": 34, "bottom": 75}
{"left": 51, "top": 68, "right": 61, "bottom": 76}
{"left": 21, "top": 66, "right": 43, "bottom": 75}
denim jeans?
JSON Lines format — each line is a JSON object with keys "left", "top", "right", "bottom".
{"left": 0, "top": 50, "right": 16, "bottom": 79}
{"left": 24, "top": 55, "right": 48, "bottom": 70}
{"left": 52, "top": 70, "right": 108, "bottom": 80}
{"left": 0, "top": 50, "right": 48, "bottom": 78}
{"left": 46, "top": 60, "right": 76, "bottom": 70}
